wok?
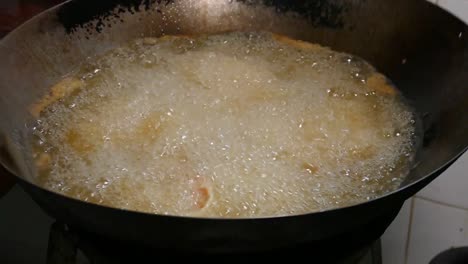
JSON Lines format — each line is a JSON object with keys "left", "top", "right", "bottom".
{"left": 0, "top": 0, "right": 467, "bottom": 260}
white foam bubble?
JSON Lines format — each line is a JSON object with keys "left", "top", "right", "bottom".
{"left": 31, "top": 32, "right": 417, "bottom": 218}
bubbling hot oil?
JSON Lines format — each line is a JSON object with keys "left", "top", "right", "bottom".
{"left": 31, "top": 32, "right": 417, "bottom": 218}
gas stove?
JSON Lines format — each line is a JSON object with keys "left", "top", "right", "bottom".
{"left": 46, "top": 222, "right": 382, "bottom": 264}
{"left": 1, "top": 186, "right": 382, "bottom": 264}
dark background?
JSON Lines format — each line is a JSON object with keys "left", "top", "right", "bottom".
{"left": 0, "top": 0, "right": 64, "bottom": 37}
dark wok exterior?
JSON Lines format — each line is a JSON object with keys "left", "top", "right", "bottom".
{"left": 0, "top": 0, "right": 467, "bottom": 259}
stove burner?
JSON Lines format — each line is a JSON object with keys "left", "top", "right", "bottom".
{"left": 46, "top": 222, "right": 382, "bottom": 264}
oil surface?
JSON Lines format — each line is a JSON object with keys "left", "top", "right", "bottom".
{"left": 31, "top": 32, "right": 417, "bottom": 218}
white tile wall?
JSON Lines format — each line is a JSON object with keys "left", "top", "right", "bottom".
{"left": 382, "top": 155, "right": 468, "bottom": 264}
{"left": 407, "top": 198, "right": 468, "bottom": 264}
{"left": 381, "top": 200, "right": 412, "bottom": 264}
{"left": 418, "top": 153, "right": 468, "bottom": 210}
{"left": 381, "top": 2, "right": 468, "bottom": 263}
{"left": 438, "top": 0, "right": 468, "bottom": 23}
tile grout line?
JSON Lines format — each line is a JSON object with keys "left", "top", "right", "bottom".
{"left": 415, "top": 195, "right": 468, "bottom": 211}
{"left": 404, "top": 198, "right": 415, "bottom": 264}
